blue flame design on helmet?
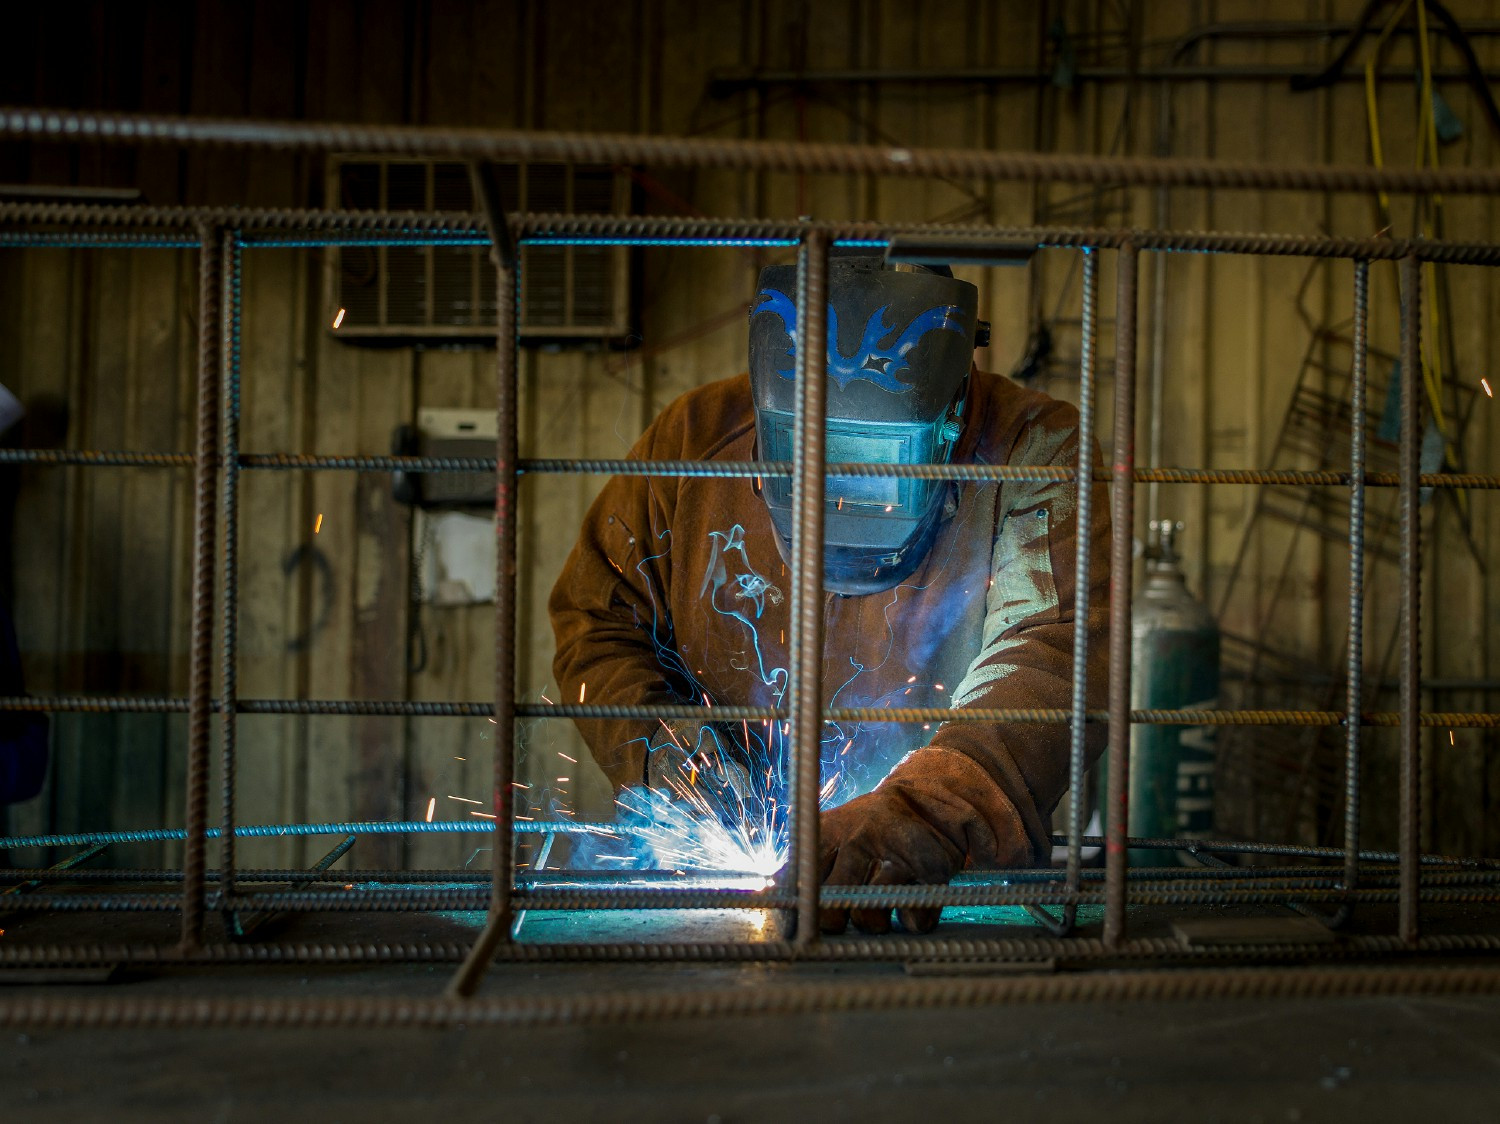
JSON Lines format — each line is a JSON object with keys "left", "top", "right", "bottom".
{"left": 751, "top": 289, "right": 969, "bottom": 393}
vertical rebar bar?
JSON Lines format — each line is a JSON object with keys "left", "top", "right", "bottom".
{"left": 789, "top": 230, "right": 829, "bottom": 945}
{"left": 219, "top": 231, "right": 242, "bottom": 898}
{"left": 1398, "top": 252, "right": 1422, "bottom": 944}
{"left": 1345, "top": 260, "right": 1369, "bottom": 899}
{"left": 448, "top": 221, "right": 519, "bottom": 997}
{"left": 181, "top": 224, "right": 223, "bottom": 951}
{"left": 1103, "top": 242, "right": 1139, "bottom": 949}
{"left": 1066, "top": 249, "right": 1099, "bottom": 907}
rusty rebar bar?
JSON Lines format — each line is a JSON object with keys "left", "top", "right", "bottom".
{"left": 5, "top": 448, "right": 1500, "bottom": 489}
{"left": 447, "top": 209, "right": 519, "bottom": 998}
{"left": 8, "top": 965, "right": 1500, "bottom": 1029}
{"left": 1346, "top": 261, "right": 1369, "bottom": 900}
{"left": 10, "top": 108, "right": 1500, "bottom": 196}
{"left": 1065, "top": 248, "right": 1099, "bottom": 914}
{"left": 219, "top": 230, "right": 242, "bottom": 899}
{"left": 789, "top": 231, "right": 829, "bottom": 945}
{"left": 4, "top": 695, "right": 1500, "bottom": 727}
{"left": 1399, "top": 253, "right": 1423, "bottom": 945}
{"left": 180, "top": 223, "right": 222, "bottom": 952}
{"left": 1104, "top": 243, "right": 1139, "bottom": 948}
{"left": 12, "top": 201, "right": 1500, "bottom": 265}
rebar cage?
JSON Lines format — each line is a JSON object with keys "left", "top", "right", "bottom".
{"left": 3, "top": 109, "right": 1500, "bottom": 1026}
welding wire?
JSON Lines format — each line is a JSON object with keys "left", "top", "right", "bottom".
{"left": 1065, "top": 249, "right": 1098, "bottom": 913}
{"left": 449, "top": 204, "right": 520, "bottom": 998}
{"left": 180, "top": 223, "right": 223, "bottom": 953}
{"left": 219, "top": 230, "right": 243, "bottom": 898}
{"left": 1346, "top": 261, "right": 1369, "bottom": 901}
{"left": 1399, "top": 253, "right": 1423, "bottom": 945}
{"left": 1103, "top": 243, "right": 1139, "bottom": 949}
{"left": 788, "top": 230, "right": 830, "bottom": 945}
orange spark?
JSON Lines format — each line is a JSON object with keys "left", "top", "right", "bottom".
{"left": 332, "top": 307, "right": 346, "bottom": 330}
{"left": 424, "top": 797, "right": 435, "bottom": 822}
{"left": 579, "top": 682, "right": 587, "bottom": 703}
{"left": 314, "top": 513, "right": 323, "bottom": 534}
{"left": 1483, "top": 377, "right": 1494, "bottom": 398}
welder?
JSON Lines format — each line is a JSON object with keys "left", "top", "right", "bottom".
{"left": 550, "top": 251, "right": 1110, "bottom": 934}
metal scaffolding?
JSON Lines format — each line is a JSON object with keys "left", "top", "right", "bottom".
{"left": 2, "top": 108, "right": 1500, "bottom": 1023}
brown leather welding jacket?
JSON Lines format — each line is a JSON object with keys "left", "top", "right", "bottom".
{"left": 549, "top": 368, "right": 1111, "bottom": 867}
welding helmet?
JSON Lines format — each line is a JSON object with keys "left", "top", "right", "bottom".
{"left": 749, "top": 253, "right": 981, "bottom": 595}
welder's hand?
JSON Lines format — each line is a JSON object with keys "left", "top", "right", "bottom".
{"left": 646, "top": 719, "right": 754, "bottom": 818}
{"left": 818, "top": 786, "right": 964, "bottom": 935}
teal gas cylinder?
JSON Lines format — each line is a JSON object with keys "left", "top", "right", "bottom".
{"left": 1127, "top": 520, "right": 1220, "bottom": 866}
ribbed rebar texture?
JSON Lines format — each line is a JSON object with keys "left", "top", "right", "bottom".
{"left": 20, "top": 880, "right": 1500, "bottom": 916}
{"left": 7, "top": 965, "right": 1500, "bottom": 1029}
{"left": 6, "top": 447, "right": 1500, "bottom": 489}
{"left": 6, "top": 694, "right": 1500, "bottom": 727}
{"left": 1104, "top": 243, "right": 1139, "bottom": 947}
{"left": 180, "top": 223, "right": 222, "bottom": 952}
{"left": 448, "top": 227, "right": 520, "bottom": 998}
{"left": 1346, "top": 261, "right": 1369, "bottom": 899}
{"left": 14, "top": 200, "right": 1500, "bottom": 264}
{"left": 1065, "top": 249, "right": 1099, "bottom": 910}
{"left": 219, "top": 230, "right": 242, "bottom": 896}
{"left": 1399, "top": 253, "right": 1423, "bottom": 945}
{"left": 12, "top": 109, "right": 1500, "bottom": 195}
{"left": 789, "top": 231, "right": 830, "bottom": 945}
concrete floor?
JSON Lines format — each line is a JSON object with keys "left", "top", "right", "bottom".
{"left": 6, "top": 899, "right": 1500, "bottom": 1121}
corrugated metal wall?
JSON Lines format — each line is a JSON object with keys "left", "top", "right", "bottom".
{"left": 1, "top": 0, "right": 1497, "bottom": 869}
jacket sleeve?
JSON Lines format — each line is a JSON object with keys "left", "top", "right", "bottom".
{"left": 888, "top": 398, "right": 1112, "bottom": 866}
{"left": 548, "top": 423, "right": 694, "bottom": 790}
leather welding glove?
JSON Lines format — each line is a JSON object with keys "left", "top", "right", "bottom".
{"left": 818, "top": 746, "right": 1031, "bottom": 935}
{"left": 646, "top": 718, "right": 755, "bottom": 821}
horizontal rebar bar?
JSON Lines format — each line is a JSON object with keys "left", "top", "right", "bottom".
{"left": 11, "top": 877, "right": 1500, "bottom": 915}
{"left": 10, "top": 109, "right": 1500, "bottom": 197}
{"left": 2, "top": 821, "right": 1492, "bottom": 876}
{"left": 8, "top": 965, "right": 1500, "bottom": 1028}
{"left": 13, "top": 933, "right": 1500, "bottom": 973}
{"left": 2, "top": 863, "right": 1483, "bottom": 886}
{"left": 1, "top": 695, "right": 1495, "bottom": 730}
{"left": 11, "top": 199, "right": 1500, "bottom": 264}
{"left": 3, "top": 449, "right": 1497, "bottom": 489}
